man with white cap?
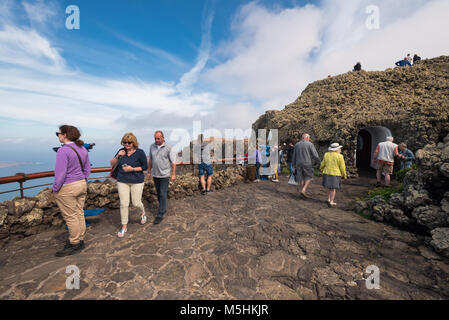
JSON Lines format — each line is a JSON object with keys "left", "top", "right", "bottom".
{"left": 373, "top": 136, "right": 400, "bottom": 187}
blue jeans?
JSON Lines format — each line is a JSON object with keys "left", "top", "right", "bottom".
{"left": 288, "top": 162, "right": 293, "bottom": 175}
{"left": 153, "top": 177, "right": 169, "bottom": 217}
{"left": 198, "top": 163, "right": 213, "bottom": 176}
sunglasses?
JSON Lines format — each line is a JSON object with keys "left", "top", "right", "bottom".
{"left": 122, "top": 141, "right": 133, "bottom": 145}
{"left": 56, "top": 132, "right": 62, "bottom": 137}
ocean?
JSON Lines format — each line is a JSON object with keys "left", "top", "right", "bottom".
{"left": 0, "top": 148, "right": 117, "bottom": 202}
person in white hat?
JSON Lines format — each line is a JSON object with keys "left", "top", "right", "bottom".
{"left": 319, "top": 143, "right": 347, "bottom": 207}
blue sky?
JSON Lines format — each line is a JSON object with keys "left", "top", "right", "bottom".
{"left": 0, "top": 0, "right": 448, "bottom": 168}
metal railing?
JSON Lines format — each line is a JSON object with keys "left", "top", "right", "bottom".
{"left": 0, "top": 157, "right": 247, "bottom": 198}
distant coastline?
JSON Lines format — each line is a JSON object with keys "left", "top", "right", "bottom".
{"left": 0, "top": 162, "right": 34, "bottom": 169}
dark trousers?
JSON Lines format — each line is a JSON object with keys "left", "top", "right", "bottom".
{"left": 256, "top": 162, "right": 261, "bottom": 180}
{"left": 153, "top": 177, "right": 169, "bottom": 217}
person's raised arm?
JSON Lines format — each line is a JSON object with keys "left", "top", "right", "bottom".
{"left": 110, "top": 149, "right": 125, "bottom": 166}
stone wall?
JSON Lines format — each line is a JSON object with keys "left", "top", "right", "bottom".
{"left": 355, "top": 134, "right": 449, "bottom": 257}
{"left": 0, "top": 166, "right": 246, "bottom": 244}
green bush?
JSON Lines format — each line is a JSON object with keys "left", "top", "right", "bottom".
{"left": 314, "top": 168, "right": 322, "bottom": 177}
{"left": 395, "top": 164, "right": 417, "bottom": 182}
{"left": 361, "top": 185, "right": 404, "bottom": 202}
{"left": 280, "top": 166, "right": 291, "bottom": 175}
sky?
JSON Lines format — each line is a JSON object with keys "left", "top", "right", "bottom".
{"left": 0, "top": 0, "right": 449, "bottom": 168}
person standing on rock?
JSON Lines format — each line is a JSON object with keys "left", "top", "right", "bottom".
{"left": 406, "top": 54, "right": 413, "bottom": 65}
{"left": 398, "top": 143, "right": 415, "bottom": 170}
{"left": 195, "top": 134, "right": 214, "bottom": 195}
{"left": 147, "top": 130, "right": 176, "bottom": 224}
{"left": 413, "top": 54, "right": 421, "bottom": 64}
{"left": 292, "top": 133, "right": 321, "bottom": 198}
{"left": 320, "top": 143, "right": 347, "bottom": 207}
{"left": 110, "top": 133, "right": 148, "bottom": 238}
{"left": 353, "top": 62, "right": 362, "bottom": 71}
{"left": 373, "top": 136, "right": 400, "bottom": 187}
{"left": 53, "top": 125, "right": 91, "bottom": 257}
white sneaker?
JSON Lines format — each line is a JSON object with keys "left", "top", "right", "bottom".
{"left": 272, "top": 179, "right": 279, "bottom": 183}
{"left": 140, "top": 215, "right": 147, "bottom": 225}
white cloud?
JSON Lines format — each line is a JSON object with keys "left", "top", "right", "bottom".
{"left": 1, "top": 0, "right": 448, "bottom": 148}
{"left": 176, "top": 9, "right": 215, "bottom": 94}
{"left": 0, "top": 25, "right": 66, "bottom": 73}
{"left": 22, "top": 0, "right": 58, "bottom": 29}
{"left": 203, "top": 0, "right": 449, "bottom": 110}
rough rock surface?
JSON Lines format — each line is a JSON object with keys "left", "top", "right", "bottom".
{"left": 1, "top": 176, "right": 448, "bottom": 300}
{"left": 356, "top": 134, "right": 449, "bottom": 256}
{"left": 253, "top": 56, "right": 449, "bottom": 175}
{"left": 0, "top": 166, "right": 246, "bottom": 242}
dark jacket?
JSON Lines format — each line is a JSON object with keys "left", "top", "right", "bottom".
{"left": 286, "top": 146, "right": 294, "bottom": 163}
{"left": 353, "top": 63, "right": 362, "bottom": 71}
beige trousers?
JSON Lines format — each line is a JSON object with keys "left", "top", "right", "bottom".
{"left": 55, "top": 180, "right": 87, "bottom": 245}
{"left": 117, "top": 182, "right": 145, "bottom": 225}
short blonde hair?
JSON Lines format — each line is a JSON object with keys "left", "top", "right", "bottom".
{"left": 121, "top": 132, "right": 139, "bottom": 148}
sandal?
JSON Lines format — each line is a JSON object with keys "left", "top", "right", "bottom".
{"left": 140, "top": 215, "right": 147, "bottom": 225}
{"left": 117, "top": 227, "right": 127, "bottom": 237}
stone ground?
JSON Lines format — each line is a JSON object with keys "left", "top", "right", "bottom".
{"left": 1, "top": 175, "right": 448, "bottom": 300}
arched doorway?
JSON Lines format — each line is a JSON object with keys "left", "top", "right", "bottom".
{"left": 356, "top": 126, "right": 392, "bottom": 170}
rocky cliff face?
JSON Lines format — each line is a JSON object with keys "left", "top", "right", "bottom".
{"left": 0, "top": 166, "right": 246, "bottom": 243}
{"left": 253, "top": 56, "right": 449, "bottom": 175}
{"left": 356, "top": 134, "right": 449, "bottom": 257}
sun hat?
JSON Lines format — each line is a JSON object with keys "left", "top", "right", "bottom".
{"left": 328, "top": 143, "right": 343, "bottom": 151}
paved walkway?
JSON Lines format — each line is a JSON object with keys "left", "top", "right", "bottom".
{"left": 1, "top": 176, "right": 448, "bottom": 300}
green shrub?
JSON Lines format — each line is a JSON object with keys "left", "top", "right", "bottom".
{"left": 280, "top": 166, "right": 291, "bottom": 175}
{"left": 314, "top": 168, "right": 322, "bottom": 177}
{"left": 395, "top": 164, "right": 417, "bottom": 182}
{"left": 361, "top": 185, "right": 404, "bottom": 202}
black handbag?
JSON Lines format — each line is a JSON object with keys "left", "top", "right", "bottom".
{"left": 110, "top": 149, "right": 124, "bottom": 180}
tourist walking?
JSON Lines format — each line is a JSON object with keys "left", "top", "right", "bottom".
{"left": 147, "top": 131, "right": 176, "bottom": 224}
{"left": 111, "top": 133, "right": 148, "bottom": 238}
{"left": 53, "top": 125, "right": 91, "bottom": 257}
{"left": 292, "top": 133, "right": 321, "bottom": 198}
{"left": 195, "top": 134, "right": 214, "bottom": 195}
{"left": 398, "top": 143, "right": 415, "bottom": 170}
{"left": 319, "top": 143, "right": 347, "bottom": 207}
{"left": 373, "top": 136, "right": 400, "bottom": 187}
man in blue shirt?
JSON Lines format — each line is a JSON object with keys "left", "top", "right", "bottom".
{"left": 395, "top": 58, "right": 412, "bottom": 67}
{"left": 398, "top": 143, "right": 415, "bottom": 169}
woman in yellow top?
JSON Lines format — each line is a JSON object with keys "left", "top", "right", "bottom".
{"left": 319, "top": 143, "right": 347, "bottom": 207}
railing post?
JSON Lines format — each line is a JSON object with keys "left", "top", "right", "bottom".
{"left": 15, "top": 173, "right": 26, "bottom": 198}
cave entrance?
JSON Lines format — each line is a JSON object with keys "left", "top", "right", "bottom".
{"left": 356, "top": 126, "right": 392, "bottom": 171}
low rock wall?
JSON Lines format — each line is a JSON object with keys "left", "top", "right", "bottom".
{"left": 0, "top": 166, "right": 247, "bottom": 243}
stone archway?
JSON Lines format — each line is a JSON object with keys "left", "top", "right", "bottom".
{"left": 356, "top": 126, "right": 392, "bottom": 170}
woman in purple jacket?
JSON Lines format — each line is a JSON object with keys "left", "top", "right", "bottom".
{"left": 53, "top": 125, "right": 91, "bottom": 257}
